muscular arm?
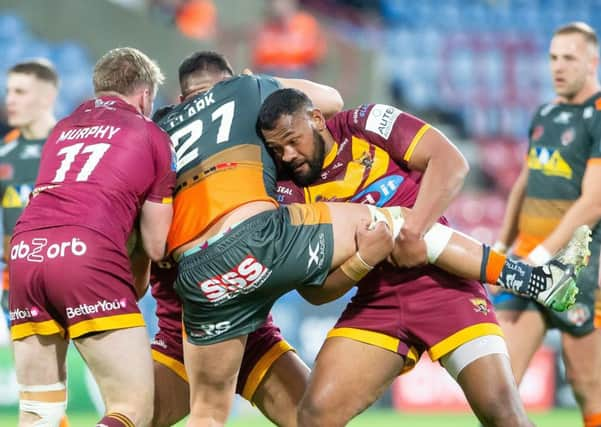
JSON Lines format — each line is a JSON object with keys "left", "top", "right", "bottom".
{"left": 139, "top": 200, "right": 172, "bottom": 262}
{"left": 275, "top": 77, "right": 343, "bottom": 118}
{"left": 496, "top": 162, "right": 529, "bottom": 250}
{"left": 127, "top": 227, "right": 151, "bottom": 300}
{"left": 402, "top": 126, "right": 469, "bottom": 239}
{"left": 539, "top": 162, "right": 601, "bottom": 254}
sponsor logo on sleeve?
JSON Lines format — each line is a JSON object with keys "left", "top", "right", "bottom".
{"left": 365, "top": 104, "right": 402, "bottom": 139}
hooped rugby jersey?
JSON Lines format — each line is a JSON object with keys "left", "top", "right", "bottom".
{"left": 158, "top": 75, "right": 281, "bottom": 253}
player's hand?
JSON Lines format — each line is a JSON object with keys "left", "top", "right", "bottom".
{"left": 389, "top": 227, "right": 428, "bottom": 268}
{"left": 356, "top": 220, "right": 394, "bottom": 267}
{"left": 242, "top": 68, "right": 254, "bottom": 76}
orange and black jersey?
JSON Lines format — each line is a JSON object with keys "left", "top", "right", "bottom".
{"left": 157, "top": 75, "right": 282, "bottom": 253}
{"left": 515, "top": 92, "right": 601, "bottom": 257}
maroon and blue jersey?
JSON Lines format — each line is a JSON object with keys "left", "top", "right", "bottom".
{"left": 277, "top": 103, "right": 444, "bottom": 217}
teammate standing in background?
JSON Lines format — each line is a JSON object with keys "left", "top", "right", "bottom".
{"left": 8, "top": 47, "right": 175, "bottom": 427}
{"left": 493, "top": 22, "right": 601, "bottom": 427}
{"left": 0, "top": 60, "right": 72, "bottom": 427}
{"left": 1, "top": 60, "right": 58, "bottom": 329}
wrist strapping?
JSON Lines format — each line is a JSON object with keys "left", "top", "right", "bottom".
{"left": 340, "top": 252, "right": 374, "bottom": 282}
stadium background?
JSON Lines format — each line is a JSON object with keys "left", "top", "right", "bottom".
{"left": 0, "top": 0, "right": 595, "bottom": 425}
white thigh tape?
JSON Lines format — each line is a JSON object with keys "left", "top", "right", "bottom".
{"left": 440, "top": 334, "right": 508, "bottom": 380}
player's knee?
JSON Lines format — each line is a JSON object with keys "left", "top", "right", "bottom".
{"left": 566, "top": 369, "right": 601, "bottom": 404}
{"left": 298, "top": 390, "right": 357, "bottom": 427}
{"left": 19, "top": 382, "right": 67, "bottom": 427}
{"left": 106, "top": 388, "right": 154, "bottom": 427}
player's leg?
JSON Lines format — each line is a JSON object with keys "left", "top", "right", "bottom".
{"left": 13, "top": 334, "right": 69, "bottom": 427}
{"left": 251, "top": 351, "right": 309, "bottom": 426}
{"left": 443, "top": 343, "right": 533, "bottom": 427}
{"left": 297, "top": 336, "right": 405, "bottom": 427}
{"left": 561, "top": 330, "right": 601, "bottom": 426}
{"left": 238, "top": 316, "right": 309, "bottom": 427}
{"left": 495, "top": 309, "right": 547, "bottom": 383}
{"left": 325, "top": 202, "right": 589, "bottom": 310}
{"left": 151, "top": 360, "right": 189, "bottom": 427}
{"left": 74, "top": 327, "right": 154, "bottom": 427}
{"left": 183, "top": 336, "right": 247, "bottom": 427}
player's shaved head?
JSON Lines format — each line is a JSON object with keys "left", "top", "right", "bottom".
{"left": 178, "top": 51, "right": 234, "bottom": 99}
{"left": 554, "top": 22, "right": 599, "bottom": 55}
{"left": 258, "top": 88, "right": 314, "bottom": 131}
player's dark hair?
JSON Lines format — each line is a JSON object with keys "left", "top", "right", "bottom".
{"left": 178, "top": 51, "right": 233, "bottom": 86}
{"left": 152, "top": 104, "right": 175, "bottom": 123}
{"left": 9, "top": 59, "right": 59, "bottom": 87}
{"left": 258, "top": 88, "right": 314, "bottom": 131}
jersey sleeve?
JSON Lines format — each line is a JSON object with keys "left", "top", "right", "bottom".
{"left": 346, "top": 104, "right": 430, "bottom": 166}
{"left": 146, "top": 123, "right": 176, "bottom": 204}
{"left": 255, "top": 74, "right": 282, "bottom": 103}
{"left": 275, "top": 178, "right": 306, "bottom": 204}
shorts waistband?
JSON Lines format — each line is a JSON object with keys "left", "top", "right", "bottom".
{"left": 177, "top": 209, "right": 277, "bottom": 267}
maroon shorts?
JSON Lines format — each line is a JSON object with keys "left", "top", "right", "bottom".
{"left": 330, "top": 264, "right": 501, "bottom": 374}
{"left": 9, "top": 226, "right": 144, "bottom": 340}
{"left": 150, "top": 262, "right": 293, "bottom": 401}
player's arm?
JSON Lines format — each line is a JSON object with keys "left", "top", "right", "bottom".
{"left": 401, "top": 125, "right": 469, "bottom": 241}
{"left": 533, "top": 161, "right": 601, "bottom": 258}
{"left": 298, "top": 221, "right": 393, "bottom": 305}
{"left": 388, "top": 124, "right": 469, "bottom": 268}
{"left": 139, "top": 201, "right": 172, "bottom": 262}
{"left": 275, "top": 77, "right": 343, "bottom": 118}
{"left": 142, "top": 124, "right": 176, "bottom": 262}
{"left": 494, "top": 161, "right": 528, "bottom": 253}
{"left": 127, "top": 226, "right": 151, "bottom": 299}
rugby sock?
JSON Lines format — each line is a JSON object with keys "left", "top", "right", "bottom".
{"left": 584, "top": 412, "right": 601, "bottom": 427}
{"left": 59, "top": 416, "right": 70, "bottom": 427}
{"left": 96, "top": 413, "right": 135, "bottom": 427}
{"left": 495, "top": 256, "right": 535, "bottom": 294}
{"left": 481, "top": 244, "right": 507, "bottom": 284}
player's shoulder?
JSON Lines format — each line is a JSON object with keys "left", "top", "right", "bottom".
{"left": 337, "top": 103, "right": 405, "bottom": 137}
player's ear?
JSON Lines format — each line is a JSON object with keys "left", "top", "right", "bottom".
{"left": 309, "top": 108, "right": 326, "bottom": 131}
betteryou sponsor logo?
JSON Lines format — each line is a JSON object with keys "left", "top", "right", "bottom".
{"left": 9, "top": 306, "right": 40, "bottom": 321}
{"left": 66, "top": 298, "right": 126, "bottom": 319}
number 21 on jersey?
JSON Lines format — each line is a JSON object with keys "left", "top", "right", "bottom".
{"left": 169, "top": 101, "right": 235, "bottom": 173}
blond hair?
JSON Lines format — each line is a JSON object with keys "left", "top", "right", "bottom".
{"left": 554, "top": 22, "right": 599, "bottom": 53}
{"left": 93, "top": 47, "right": 164, "bottom": 96}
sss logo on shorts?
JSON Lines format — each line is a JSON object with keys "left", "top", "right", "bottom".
{"left": 198, "top": 255, "right": 272, "bottom": 304}
{"left": 11, "top": 237, "right": 87, "bottom": 262}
